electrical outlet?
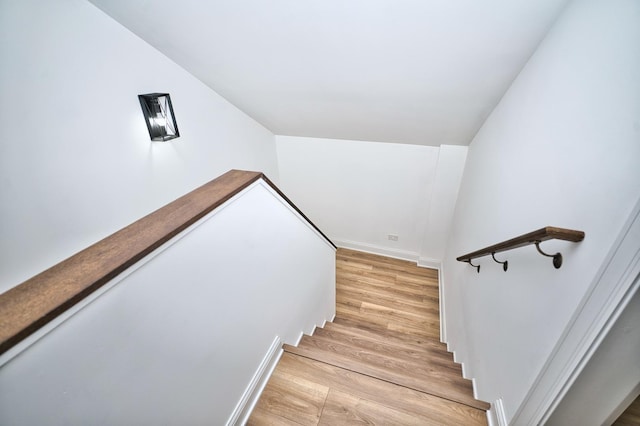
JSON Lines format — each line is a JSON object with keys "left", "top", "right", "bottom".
{"left": 388, "top": 234, "right": 399, "bottom": 241}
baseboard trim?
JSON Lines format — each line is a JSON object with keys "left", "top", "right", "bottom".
{"left": 486, "top": 398, "right": 508, "bottom": 426}
{"left": 292, "top": 313, "right": 335, "bottom": 347}
{"left": 440, "top": 267, "right": 488, "bottom": 409}
{"left": 226, "top": 336, "right": 282, "bottom": 426}
{"left": 337, "top": 240, "right": 440, "bottom": 266}
{"left": 324, "top": 314, "right": 336, "bottom": 327}
{"left": 417, "top": 257, "right": 441, "bottom": 270}
{"left": 438, "top": 265, "right": 447, "bottom": 344}
{"left": 458, "top": 355, "right": 468, "bottom": 379}
{"left": 293, "top": 330, "right": 305, "bottom": 347}
{"left": 334, "top": 240, "right": 441, "bottom": 272}
{"left": 334, "top": 239, "right": 419, "bottom": 263}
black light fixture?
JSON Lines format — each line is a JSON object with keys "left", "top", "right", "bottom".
{"left": 138, "top": 93, "right": 180, "bottom": 141}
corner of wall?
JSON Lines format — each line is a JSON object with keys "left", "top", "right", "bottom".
{"left": 228, "top": 336, "right": 283, "bottom": 426}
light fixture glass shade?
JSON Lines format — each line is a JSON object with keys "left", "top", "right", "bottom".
{"left": 138, "top": 93, "right": 180, "bottom": 141}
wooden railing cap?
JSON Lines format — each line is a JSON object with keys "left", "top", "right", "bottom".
{"left": 0, "top": 170, "right": 335, "bottom": 356}
{"left": 457, "top": 226, "right": 585, "bottom": 272}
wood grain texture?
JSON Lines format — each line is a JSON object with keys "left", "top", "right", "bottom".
{"left": 249, "top": 248, "right": 490, "bottom": 425}
{"left": 284, "top": 339, "right": 480, "bottom": 409}
{"left": 0, "top": 169, "right": 335, "bottom": 356}
{"left": 250, "top": 368, "right": 329, "bottom": 426}
{"left": 456, "top": 226, "right": 585, "bottom": 262}
{"left": 250, "top": 353, "right": 488, "bottom": 426}
{"left": 318, "top": 389, "right": 435, "bottom": 425}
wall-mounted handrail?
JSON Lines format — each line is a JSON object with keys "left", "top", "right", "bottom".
{"left": 457, "top": 226, "right": 585, "bottom": 272}
{"left": 0, "top": 170, "right": 336, "bottom": 356}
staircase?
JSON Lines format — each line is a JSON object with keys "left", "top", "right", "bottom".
{"left": 248, "top": 248, "right": 489, "bottom": 425}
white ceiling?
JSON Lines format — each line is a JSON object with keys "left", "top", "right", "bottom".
{"left": 88, "top": 0, "right": 569, "bottom": 146}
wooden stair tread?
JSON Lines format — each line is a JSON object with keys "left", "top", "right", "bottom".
{"left": 337, "top": 272, "right": 439, "bottom": 297}
{"left": 336, "top": 267, "right": 439, "bottom": 292}
{"left": 330, "top": 317, "right": 446, "bottom": 348}
{"left": 336, "top": 303, "right": 442, "bottom": 340}
{"left": 298, "top": 329, "right": 463, "bottom": 378}
{"left": 337, "top": 297, "right": 440, "bottom": 328}
{"left": 337, "top": 249, "right": 438, "bottom": 278}
{"left": 292, "top": 331, "right": 463, "bottom": 386}
{"left": 284, "top": 334, "right": 488, "bottom": 411}
{"left": 250, "top": 352, "right": 488, "bottom": 426}
{"left": 337, "top": 281, "right": 441, "bottom": 313}
{"left": 319, "top": 388, "right": 439, "bottom": 425}
{"left": 321, "top": 320, "right": 452, "bottom": 357}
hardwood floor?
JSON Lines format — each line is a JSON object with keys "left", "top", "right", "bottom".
{"left": 248, "top": 248, "right": 489, "bottom": 425}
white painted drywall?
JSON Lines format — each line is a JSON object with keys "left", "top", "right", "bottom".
{"left": 276, "top": 135, "right": 439, "bottom": 261}
{"left": 419, "top": 145, "right": 468, "bottom": 267}
{"left": 546, "top": 282, "right": 640, "bottom": 426}
{"left": 0, "top": 181, "right": 336, "bottom": 425}
{"left": 441, "top": 0, "right": 640, "bottom": 422}
{"left": 0, "top": 0, "right": 278, "bottom": 293}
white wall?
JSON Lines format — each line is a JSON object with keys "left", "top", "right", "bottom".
{"left": 441, "top": 0, "right": 640, "bottom": 422}
{"left": 0, "top": 181, "right": 336, "bottom": 425}
{"left": 546, "top": 283, "right": 640, "bottom": 426}
{"left": 0, "top": 0, "right": 278, "bottom": 293}
{"left": 419, "top": 145, "right": 467, "bottom": 267}
{"left": 276, "top": 135, "right": 466, "bottom": 263}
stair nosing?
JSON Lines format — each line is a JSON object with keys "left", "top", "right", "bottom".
{"left": 283, "top": 344, "right": 490, "bottom": 411}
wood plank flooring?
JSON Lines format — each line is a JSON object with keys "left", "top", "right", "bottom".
{"left": 248, "top": 248, "right": 489, "bottom": 425}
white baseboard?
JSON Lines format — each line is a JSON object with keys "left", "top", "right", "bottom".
{"left": 438, "top": 266, "right": 447, "bottom": 344}
{"left": 335, "top": 239, "right": 441, "bottom": 272}
{"left": 471, "top": 377, "right": 481, "bottom": 401}
{"left": 334, "top": 239, "right": 419, "bottom": 263}
{"left": 486, "top": 407, "right": 498, "bottom": 426}
{"left": 293, "top": 330, "right": 305, "bottom": 346}
{"left": 487, "top": 398, "right": 508, "bottom": 426}
{"left": 458, "top": 355, "right": 467, "bottom": 378}
{"left": 440, "top": 265, "right": 488, "bottom": 414}
{"left": 417, "top": 257, "right": 441, "bottom": 270}
{"left": 226, "top": 336, "right": 282, "bottom": 426}
{"left": 450, "top": 348, "right": 483, "bottom": 405}
{"left": 495, "top": 398, "right": 508, "bottom": 426}
{"left": 334, "top": 239, "right": 442, "bottom": 275}
{"left": 293, "top": 313, "right": 335, "bottom": 346}
{"left": 322, "top": 314, "right": 336, "bottom": 327}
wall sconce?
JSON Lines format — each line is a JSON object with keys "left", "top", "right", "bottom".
{"left": 138, "top": 93, "right": 180, "bottom": 141}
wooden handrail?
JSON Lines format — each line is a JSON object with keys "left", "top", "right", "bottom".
{"left": 457, "top": 226, "right": 585, "bottom": 272}
{"left": 0, "top": 170, "right": 335, "bottom": 356}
